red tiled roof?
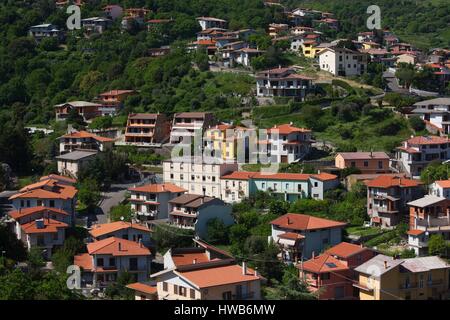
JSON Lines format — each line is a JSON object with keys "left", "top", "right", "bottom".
{"left": 310, "top": 173, "right": 338, "bottom": 181}
{"left": 9, "top": 207, "right": 69, "bottom": 220}
{"left": 270, "top": 213, "right": 347, "bottom": 231}
{"left": 253, "top": 172, "right": 311, "bottom": 181}
{"left": 301, "top": 253, "right": 348, "bottom": 273}
{"left": 267, "top": 124, "right": 311, "bottom": 135}
{"left": 40, "top": 174, "right": 76, "bottom": 184}
{"left": 436, "top": 180, "right": 450, "bottom": 188}
{"left": 221, "top": 171, "right": 255, "bottom": 180}
{"left": 89, "top": 221, "right": 151, "bottom": 238}
{"left": 126, "top": 282, "right": 157, "bottom": 295}
{"left": 74, "top": 253, "right": 93, "bottom": 270}
{"left": 178, "top": 264, "right": 261, "bottom": 289}
{"left": 278, "top": 232, "right": 305, "bottom": 240}
{"left": 407, "top": 229, "right": 425, "bottom": 236}
{"left": 87, "top": 237, "right": 151, "bottom": 256}
{"left": 100, "top": 90, "right": 135, "bottom": 96}
{"left": 61, "top": 131, "right": 113, "bottom": 142}
{"left": 337, "top": 152, "right": 389, "bottom": 160}
{"left": 325, "top": 242, "right": 368, "bottom": 258}
{"left": 365, "top": 175, "right": 421, "bottom": 188}
{"left": 406, "top": 136, "right": 450, "bottom": 145}
{"left": 172, "top": 252, "right": 210, "bottom": 267}
{"left": 10, "top": 180, "right": 78, "bottom": 200}
{"left": 21, "top": 218, "right": 68, "bottom": 234}
{"left": 128, "top": 183, "right": 186, "bottom": 194}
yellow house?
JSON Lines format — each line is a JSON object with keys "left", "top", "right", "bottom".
{"left": 205, "top": 124, "right": 251, "bottom": 161}
{"left": 301, "top": 41, "right": 323, "bottom": 59}
{"left": 362, "top": 41, "right": 381, "bottom": 50}
{"left": 354, "top": 254, "right": 450, "bottom": 300}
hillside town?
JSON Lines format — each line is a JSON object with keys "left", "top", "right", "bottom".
{"left": 0, "top": 0, "right": 450, "bottom": 302}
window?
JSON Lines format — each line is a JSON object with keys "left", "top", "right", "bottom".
{"left": 52, "top": 233, "right": 58, "bottom": 241}
{"left": 163, "top": 282, "right": 168, "bottom": 292}
{"left": 97, "top": 258, "right": 104, "bottom": 267}
{"left": 351, "top": 162, "right": 356, "bottom": 167}
{"left": 191, "top": 175, "right": 195, "bottom": 181}
{"left": 364, "top": 161, "right": 369, "bottom": 167}
{"left": 212, "top": 177, "right": 216, "bottom": 182}
{"left": 378, "top": 161, "right": 383, "bottom": 169}
{"left": 179, "top": 286, "right": 187, "bottom": 297}
{"left": 190, "top": 289, "right": 196, "bottom": 299}
{"left": 109, "top": 258, "right": 116, "bottom": 267}
{"left": 37, "top": 200, "right": 43, "bottom": 206}
{"left": 129, "top": 258, "right": 138, "bottom": 271}
{"left": 321, "top": 273, "right": 330, "bottom": 280}
{"left": 314, "top": 182, "right": 318, "bottom": 187}
{"left": 180, "top": 174, "right": 184, "bottom": 180}
{"left": 173, "top": 285, "right": 179, "bottom": 295}
{"left": 222, "top": 291, "right": 232, "bottom": 300}
{"left": 170, "top": 174, "right": 174, "bottom": 179}
{"left": 298, "top": 184, "right": 302, "bottom": 192}
{"left": 322, "top": 238, "right": 329, "bottom": 244}
{"left": 49, "top": 200, "right": 55, "bottom": 207}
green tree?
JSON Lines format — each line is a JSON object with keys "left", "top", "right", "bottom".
{"left": 206, "top": 218, "right": 229, "bottom": 244}
{"left": 428, "top": 234, "right": 448, "bottom": 257}
{"left": 77, "top": 178, "right": 102, "bottom": 210}
{"left": 266, "top": 266, "right": 316, "bottom": 300}
{"left": 105, "top": 271, "right": 135, "bottom": 300}
{"left": 109, "top": 203, "right": 133, "bottom": 222}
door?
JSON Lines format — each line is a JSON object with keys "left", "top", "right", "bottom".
{"left": 281, "top": 155, "right": 288, "bottom": 163}
{"left": 334, "top": 286, "right": 345, "bottom": 299}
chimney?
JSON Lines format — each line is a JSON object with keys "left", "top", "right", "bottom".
{"left": 254, "top": 267, "right": 259, "bottom": 277}
{"left": 139, "top": 238, "right": 143, "bottom": 248}
{"left": 242, "top": 261, "right": 247, "bottom": 275}
{"left": 118, "top": 242, "right": 122, "bottom": 251}
{"left": 287, "top": 216, "right": 291, "bottom": 225}
{"left": 312, "top": 251, "right": 315, "bottom": 259}
{"left": 193, "top": 258, "right": 197, "bottom": 264}
{"left": 383, "top": 260, "right": 388, "bottom": 269}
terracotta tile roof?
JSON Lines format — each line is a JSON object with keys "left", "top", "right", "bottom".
{"left": 178, "top": 264, "right": 261, "bottom": 289}
{"left": 40, "top": 174, "right": 76, "bottom": 184}
{"left": 407, "top": 229, "right": 425, "bottom": 236}
{"left": 74, "top": 253, "right": 93, "bottom": 270}
{"left": 310, "top": 173, "right": 338, "bottom": 181}
{"left": 169, "top": 194, "right": 217, "bottom": 208}
{"left": 89, "top": 221, "right": 151, "bottom": 238}
{"left": 221, "top": 171, "right": 256, "bottom": 180}
{"left": 406, "top": 136, "right": 450, "bottom": 145}
{"left": 337, "top": 152, "right": 389, "bottom": 160}
{"left": 128, "top": 113, "right": 159, "bottom": 120}
{"left": 99, "top": 90, "right": 135, "bottom": 96}
{"left": 10, "top": 180, "right": 78, "bottom": 201}
{"left": 436, "top": 180, "right": 450, "bottom": 188}
{"left": 301, "top": 253, "right": 348, "bottom": 273}
{"left": 253, "top": 172, "right": 311, "bottom": 181}
{"left": 267, "top": 123, "right": 311, "bottom": 134}
{"left": 21, "top": 218, "right": 68, "bottom": 234}
{"left": 126, "top": 282, "right": 157, "bottom": 295}
{"left": 194, "top": 39, "right": 217, "bottom": 46}
{"left": 87, "top": 237, "right": 151, "bottom": 256}
{"left": 61, "top": 130, "right": 114, "bottom": 142}
{"left": 365, "top": 175, "right": 421, "bottom": 188}
{"left": 270, "top": 213, "right": 347, "bottom": 231}
{"left": 174, "top": 112, "right": 211, "bottom": 119}
{"left": 325, "top": 242, "right": 368, "bottom": 258}
{"left": 172, "top": 252, "right": 210, "bottom": 267}
{"left": 9, "top": 207, "right": 69, "bottom": 220}
{"left": 128, "top": 183, "right": 186, "bottom": 194}
{"left": 278, "top": 232, "right": 305, "bottom": 240}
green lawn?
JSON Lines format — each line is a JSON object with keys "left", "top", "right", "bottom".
{"left": 346, "top": 226, "right": 383, "bottom": 237}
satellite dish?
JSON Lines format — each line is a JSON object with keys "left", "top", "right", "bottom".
{"left": 120, "top": 216, "right": 124, "bottom": 221}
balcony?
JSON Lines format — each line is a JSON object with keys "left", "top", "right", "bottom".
{"left": 399, "top": 283, "right": 418, "bottom": 290}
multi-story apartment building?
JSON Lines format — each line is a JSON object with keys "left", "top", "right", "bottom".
{"left": 196, "top": 17, "right": 227, "bottom": 31}
{"left": 410, "top": 98, "right": 450, "bottom": 134}
{"left": 56, "top": 150, "right": 98, "bottom": 178}
{"left": 97, "top": 90, "right": 135, "bottom": 116}
{"left": 407, "top": 195, "right": 450, "bottom": 256}
{"left": 354, "top": 255, "right": 450, "bottom": 300}
{"left": 54, "top": 101, "right": 102, "bottom": 122}
{"left": 124, "top": 113, "right": 171, "bottom": 145}
{"left": 169, "top": 112, "right": 216, "bottom": 145}
{"left": 335, "top": 152, "right": 391, "bottom": 174}
{"left": 265, "top": 123, "right": 312, "bottom": 163}
{"left": 58, "top": 130, "right": 114, "bottom": 154}
{"left": 204, "top": 124, "right": 252, "bottom": 161}
{"left": 9, "top": 177, "right": 78, "bottom": 223}
{"left": 270, "top": 213, "right": 347, "bottom": 262}
{"left": 8, "top": 207, "right": 71, "bottom": 259}
{"left": 255, "top": 67, "right": 315, "bottom": 101}
{"left": 152, "top": 259, "right": 262, "bottom": 300}
{"left": 81, "top": 17, "right": 112, "bottom": 35}
{"left": 28, "top": 23, "right": 64, "bottom": 42}
{"left": 268, "top": 23, "right": 289, "bottom": 38}
{"left": 74, "top": 237, "right": 152, "bottom": 288}
{"left": 366, "top": 175, "right": 424, "bottom": 228}
{"left": 395, "top": 136, "right": 450, "bottom": 178}
{"left": 168, "top": 194, "right": 234, "bottom": 238}
{"left": 299, "top": 242, "right": 376, "bottom": 300}
{"left": 128, "top": 183, "right": 186, "bottom": 222}
{"left": 318, "top": 47, "right": 368, "bottom": 76}
{"left": 220, "top": 171, "right": 339, "bottom": 203}
{"left": 163, "top": 157, "right": 238, "bottom": 198}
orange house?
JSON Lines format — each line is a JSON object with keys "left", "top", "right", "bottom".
{"left": 335, "top": 152, "right": 390, "bottom": 174}
{"left": 299, "top": 242, "right": 377, "bottom": 300}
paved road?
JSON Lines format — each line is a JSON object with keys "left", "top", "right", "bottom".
{"left": 90, "top": 174, "right": 163, "bottom": 225}
{"left": 383, "top": 71, "right": 409, "bottom": 94}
